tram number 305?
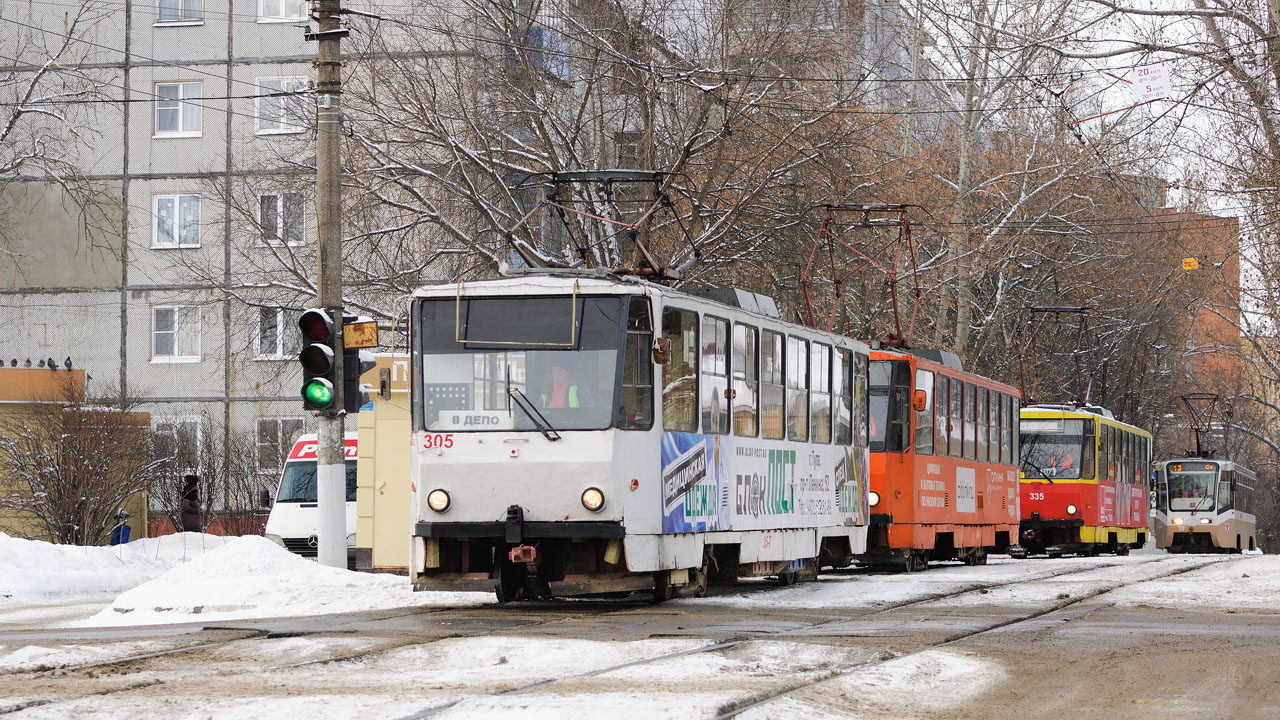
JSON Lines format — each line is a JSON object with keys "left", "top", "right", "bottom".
{"left": 423, "top": 434, "right": 455, "bottom": 450}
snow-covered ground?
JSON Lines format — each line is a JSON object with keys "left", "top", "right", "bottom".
{"left": 0, "top": 533, "right": 1272, "bottom": 719}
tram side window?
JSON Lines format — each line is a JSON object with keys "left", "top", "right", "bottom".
{"left": 732, "top": 323, "right": 759, "bottom": 437}
{"left": 950, "top": 377, "right": 963, "bottom": 459}
{"left": 976, "top": 387, "right": 988, "bottom": 463}
{"left": 998, "top": 393, "right": 1009, "bottom": 463}
{"left": 619, "top": 297, "right": 654, "bottom": 429}
{"left": 915, "top": 369, "right": 934, "bottom": 455}
{"left": 935, "top": 375, "right": 949, "bottom": 456}
{"left": 1156, "top": 466, "right": 1168, "bottom": 509}
{"left": 988, "top": 391, "right": 1000, "bottom": 462}
{"left": 701, "top": 316, "right": 730, "bottom": 434}
{"left": 761, "top": 330, "right": 785, "bottom": 440}
{"left": 810, "top": 343, "right": 832, "bottom": 443}
{"left": 786, "top": 336, "right": 809, "bottom": 442}
{"left": 1218, "top": 470, "right": 1233, "bottom": 510}
{"left": 963, "top": 382, "right": 976, "bottom": 460}
{"left": 661, "top": 308, "right": 699, "bottom": 433}
{"left": 1011, "top": 396, "right": 1020, "bottom": 462}
{"left": 1098, "top": 424, "right": 1110, "bottom": 483}
{"left": 855, "top": 352, "right": 869, "bottom": 445}
{"left": 835, "top": 350, "right": 853, "bottom": 445}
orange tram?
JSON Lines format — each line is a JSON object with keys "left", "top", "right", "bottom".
{"left": 1014, "top": 404, "right": 1150, "bottom": 557}
{"left": 862, "top": 349, "right": 1022, "bottom": 571}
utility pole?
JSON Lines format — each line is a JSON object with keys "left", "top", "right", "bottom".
{"left": 309, "top": 0, "right": 348, "bottom": 568}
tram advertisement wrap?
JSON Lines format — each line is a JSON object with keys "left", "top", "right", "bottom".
{"left": 660, "top": 432, "right": 867, "bottom": 533}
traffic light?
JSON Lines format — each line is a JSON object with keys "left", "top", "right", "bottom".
{"left": 299, "top": 308, "right": 338, "bottom": 412}
{"left": 343, "top": 346, "right": 376, "bottom": 414}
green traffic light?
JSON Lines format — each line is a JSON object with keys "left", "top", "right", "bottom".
{"left": 303, "top": 379, "right": 334, "bottom": 408}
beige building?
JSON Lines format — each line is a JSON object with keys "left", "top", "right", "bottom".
{"left": 0, "top": 368, "right": 150, "bottom": 544}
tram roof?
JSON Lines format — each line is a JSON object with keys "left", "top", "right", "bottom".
{"left": 412, "top": 272, "right": 782, "bottom": 320}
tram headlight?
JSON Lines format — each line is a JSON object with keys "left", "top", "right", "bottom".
{"left": 581, "top": 487, "right": 605, "bottom": 512}
{"left": 426, "top": 489, "right": 451, "bottom": 513}
{"left": 1172, "top": 517, "right": 1184, "bottom": 525}
{"left": 869, "top": 491, "right": 881, "bottom": 508}
{"left": 1200, "top": 517, "right": 1211, "bottom": 525}
{"left": 1065, "top": 504, "right": 1077, "bottom": 516}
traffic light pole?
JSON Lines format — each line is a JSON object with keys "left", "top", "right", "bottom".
{"left": 313, "top": 0, "right": 346, "bottom": 568}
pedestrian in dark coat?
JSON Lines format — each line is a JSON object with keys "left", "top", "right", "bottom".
{"left": 180, "top": 474, "right": 201, "bottom": 532}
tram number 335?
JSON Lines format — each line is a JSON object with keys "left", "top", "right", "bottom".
{"left": 423, "top": 434, "right": 454, "bottom": 450}
{"left": 1029, "top": 492, "right": 1045, "bottom": 501}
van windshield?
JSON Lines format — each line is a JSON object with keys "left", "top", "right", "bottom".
{"left": 276, "top": 460, "right": 358, "bottom": 503}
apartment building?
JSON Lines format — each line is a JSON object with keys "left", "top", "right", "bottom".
{"left": 2, "top": 0, "right": 340, "bottom": 498}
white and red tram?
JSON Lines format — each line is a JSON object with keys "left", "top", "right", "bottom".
{"left": 408, "top": 272, "right": 871, "bottom": 601}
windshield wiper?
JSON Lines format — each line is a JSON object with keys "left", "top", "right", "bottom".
{"left": 1189, "top": 492, "right": 1212, "bottom": 515}
{"left": 508, "top": 387, "right": 561, "bottom": 441}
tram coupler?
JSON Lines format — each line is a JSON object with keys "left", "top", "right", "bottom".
{"left": 509, "top": 545, "right": 537, "bottom": 563}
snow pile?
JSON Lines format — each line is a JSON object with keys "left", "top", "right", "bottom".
{"left": 82, "top": 535, "right": 491, "bottom": 626}
{"left": 0, "top": 532, "right": 232, "bottom": 604}
{"left": 1109, "top": 554, "right": 1279, "bottom": 610}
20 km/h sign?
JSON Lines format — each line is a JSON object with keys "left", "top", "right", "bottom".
{"left": 1132, "top": 64, "right": 1170, "bottom": 104}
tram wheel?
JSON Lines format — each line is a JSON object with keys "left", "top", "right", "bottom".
{"left": 904, "top": 552, "right": 928, "bottom": 573}
{"left": 651, "top": 572, "right": 675, "bottom": 603}
{"left": 686, "top": 558, "right": 710, "bottom": 598}
{"left": 494, "top": 560, "right": 527, "bottom": 604}
{"left": 963, "top": 548, "right": 988, "bottom": 566}
{"left": 777, "top": 570, "right": 799, "bottom": 586}
{"left": 1114, "top": 544, "right": 1130, "bottom": 556}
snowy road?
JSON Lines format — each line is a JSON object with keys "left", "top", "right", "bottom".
{"left": 2, "top": 534, "right": 1276, "bottom": 719}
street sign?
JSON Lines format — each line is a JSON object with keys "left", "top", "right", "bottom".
{"left": 343, "top": 320, "right": 379, "bottom": 348}
{"left": 1182, "top": 258, "right": 1199, "bottom": 270}
{"left": 1132, "top": 64, "right": 1169, "bottom": 104}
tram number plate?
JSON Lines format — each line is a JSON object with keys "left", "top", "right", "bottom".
{"left": 424, "top": 434, "right": 454, "bottom": 450}
{"left": 1029, "top": 492, "right": 1045, "bottom": 501}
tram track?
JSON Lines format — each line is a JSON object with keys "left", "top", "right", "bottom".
{"left": 0, "top": 553, "right": 1239, "bottom": 718}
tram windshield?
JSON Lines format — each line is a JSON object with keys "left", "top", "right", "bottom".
{"left": 1165, "top": 462, "right": 1218, "bottom": 512}
{"left": 1019, "top": 419, "right": 1092, "bottom": 480}
{"left": 415, "top": 295, "right": 624, "bottom": 432}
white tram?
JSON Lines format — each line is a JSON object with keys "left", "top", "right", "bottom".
{"left": 408, "top": 271, "right": 871, "bottom": 601}
{"left": 1153, "top": 457, "right": 1258, "bottom": 554}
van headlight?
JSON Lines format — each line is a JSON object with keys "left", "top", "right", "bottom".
{"left": 581, "top": 487, "right": 605, "bottom": 512}
{"left": 869, "top": 491, "right": 881, "bottom": 508}
{"left": 427, "top": 489, "right": 451, "bottom": 513}
{"left": 1066, "top": 504, "right": 1077, "bottom": 515}
{"left": 266, "top": 533, "right": 285, "bottom": 547}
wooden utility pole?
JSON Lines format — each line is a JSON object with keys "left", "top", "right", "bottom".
{"left": 310, "top": 0, "right": 348, "bottom": 568}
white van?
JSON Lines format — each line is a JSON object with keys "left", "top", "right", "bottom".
{"left": 263, "top": 433, "right": 358, "bottom": 568}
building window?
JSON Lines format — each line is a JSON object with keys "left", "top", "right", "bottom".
{"left": 157, "top": 0, "right": 202, "bottom": 23}
{"left": 154, "top": 82, "right": 201, "bottom": 136}
{"left": 152, "top": 305, "right": 200, "bottom": 361}
{"left": 257, "top": 417, "right": 304, "bottom": 474}
{"left": 255, "top": 77, "right": 308, "bottom": 133}
{"left": 151, "top": 418, "right": 201, "bottom": 474}
{"left": 259, "top": 0, "right": 305, "bottom": 22}
{"left": 258, "top": 307, "right": 302, "bottom": 359}
{"left": 259, "top": 193, "right": 305, "bottom": 245}
{"left": 153, "top": 194, "right": 200, "bottom": 248}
